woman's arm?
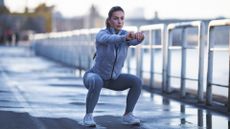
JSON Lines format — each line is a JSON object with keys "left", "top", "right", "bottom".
{"left": 96, "top": 30, "right": 126, "bottom": 45}
{"left": 96, "top": 29, "right": 144, "bottom": 46}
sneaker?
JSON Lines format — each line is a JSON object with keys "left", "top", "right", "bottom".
{"left": 83, "top": 113, "right": 96, "bottom": 127}
{"left": 122, "top": 112, "right": 140, "bottom": 125}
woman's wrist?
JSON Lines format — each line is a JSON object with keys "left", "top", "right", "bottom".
{"left": 125, "top": 32, "right": 135, "bottom": 41}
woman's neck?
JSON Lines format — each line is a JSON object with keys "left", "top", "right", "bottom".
{"left": 109, "top": 27, "right": 120, "bottom": 34}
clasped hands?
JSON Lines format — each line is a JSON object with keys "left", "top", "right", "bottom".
{"left": 126, "top": 32, "right": 144, "bottom": 41}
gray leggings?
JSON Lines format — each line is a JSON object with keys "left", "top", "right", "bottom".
{"left": 83, "top": 72, "right": 142, "bottom": 114}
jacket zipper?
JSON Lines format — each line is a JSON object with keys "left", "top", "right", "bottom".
{"left": 110, "top": 46, "right": 118, "bottom": 79}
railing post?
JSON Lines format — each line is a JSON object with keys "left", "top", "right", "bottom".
{"left": 162, "top": 26, "right": 168, "bottom": 93}
{"left": 228, "top": 31, "right": 230, "bottom": 112}
{"left": 181, "top": 28, "right": 187, "bottom": 98}
{"left": 149, "top": 30, "right": 154, "bottom": 88}
{"left": 206, "top": 26, "right": 214, "bottom": 105}
{"left": 136, "top": 44, "right": 142, "bottom": 78}
{"left": 166, "top": 29, "right": 173, "bottom": 93}
{"left": 198, "top": 22, "right": 205, "bottom": 102}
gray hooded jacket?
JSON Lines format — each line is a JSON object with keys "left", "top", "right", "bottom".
{"left": 89, "top": 27, "right": 142, "bottom": 80}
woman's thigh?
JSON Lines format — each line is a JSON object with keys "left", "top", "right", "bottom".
{"left": 104, "top": 73, "right": 141, "bottom": 91}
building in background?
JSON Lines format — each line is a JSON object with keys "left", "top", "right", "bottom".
{"left": 84, "top": 5, "right": 104, "bottom": 28}
{"left": 0, "top": 0, "right": 53, "bottom": 45}
{"left": 0, "top": 1, "right": 104, "bottom": 44}
{"left": 53, "top": 5, "right": 104, "bottom": 32}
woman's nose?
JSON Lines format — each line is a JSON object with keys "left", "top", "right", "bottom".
{"left": 118, "top": 19, "right": 122, "bottom": 24}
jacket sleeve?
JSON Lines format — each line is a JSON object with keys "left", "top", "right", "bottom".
{"left": 96, "top": 30, "right": 126, "bottom": 45}
{"left": 127, "top": 39, "right": 143, "bottom": 46}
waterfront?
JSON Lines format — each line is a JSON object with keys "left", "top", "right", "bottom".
{"left": 125, "top": 48, "right": 229, "bottom": 97}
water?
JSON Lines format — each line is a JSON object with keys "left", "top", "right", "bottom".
{"left": 124, "top": 47, "right": 229, "bottom": 97}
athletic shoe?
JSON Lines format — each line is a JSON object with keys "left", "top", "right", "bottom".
{"left": 122, "top": 112, "right": 140, "bottom": 125}
{"left": 83, "top": 113, "right": 96, "bottom": 127}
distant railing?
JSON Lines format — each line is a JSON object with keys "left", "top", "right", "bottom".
{"left": 31, "top": 19, "right": 230, "bottom": 112}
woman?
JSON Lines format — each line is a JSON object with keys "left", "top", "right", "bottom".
{"left": 83, "top": 6, "right": 144, "bottom": 127}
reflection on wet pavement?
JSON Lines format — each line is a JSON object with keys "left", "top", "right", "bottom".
{"left": 0, "top": 46, "right": 229, "bottom": 129}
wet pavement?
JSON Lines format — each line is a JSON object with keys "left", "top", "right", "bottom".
{"left": 0, "top": 45, "right": 229, "bottom": 129}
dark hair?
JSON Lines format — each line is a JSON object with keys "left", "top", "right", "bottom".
{"left": 106, "top": 6, "right": 124, "bottom": 28}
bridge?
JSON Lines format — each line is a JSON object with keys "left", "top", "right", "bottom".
{"left": 0, "top": 19, "right": 229, "bottom": 129}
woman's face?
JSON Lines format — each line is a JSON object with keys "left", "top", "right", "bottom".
{"left": 109, "top": 11, "right": 125, "bottom": 32}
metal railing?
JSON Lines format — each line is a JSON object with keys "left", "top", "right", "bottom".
{"left": 165, "top": 21, "right": 206, "bottom": 102}
{"left": 138, "top": 24, "right": 166, "bottom": 91}
{"left": 205, "top": 19, "right": 230, "bottom": 110}
{"left": 31, "top": 19, "right": 230, "bottom": 112}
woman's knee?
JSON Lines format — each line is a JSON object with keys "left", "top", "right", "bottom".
{"left": 83, "top": 72, "right": 103, "bottom": 91}
{"left": 135, "top": 77, "right": 142, "bottom": 89}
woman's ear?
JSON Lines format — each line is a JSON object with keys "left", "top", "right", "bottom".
{"left": 108, "top": 19, "right": 112, "bottom": 26}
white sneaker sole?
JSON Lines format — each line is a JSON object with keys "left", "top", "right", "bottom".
{"left": 122, "top": 121, "right": 140, "bottom": 126}
{"left": 84, "top": 123, "right": 96, "bottom": 127}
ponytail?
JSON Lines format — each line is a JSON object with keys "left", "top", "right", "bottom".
{"left": 105, "top": 18, "right": 110, "bottom": 28}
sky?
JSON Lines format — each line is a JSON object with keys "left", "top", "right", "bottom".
{"left": 4, "top": 0, "right": 230, "bottom": 19}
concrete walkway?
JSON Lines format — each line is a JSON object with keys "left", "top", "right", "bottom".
{"left": 0, "top": 45, "right": 229, "bottom": 129}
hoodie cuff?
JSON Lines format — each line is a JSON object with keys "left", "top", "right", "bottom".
{"left": 120, "top": 35, "right": 127, "bottom": 42}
